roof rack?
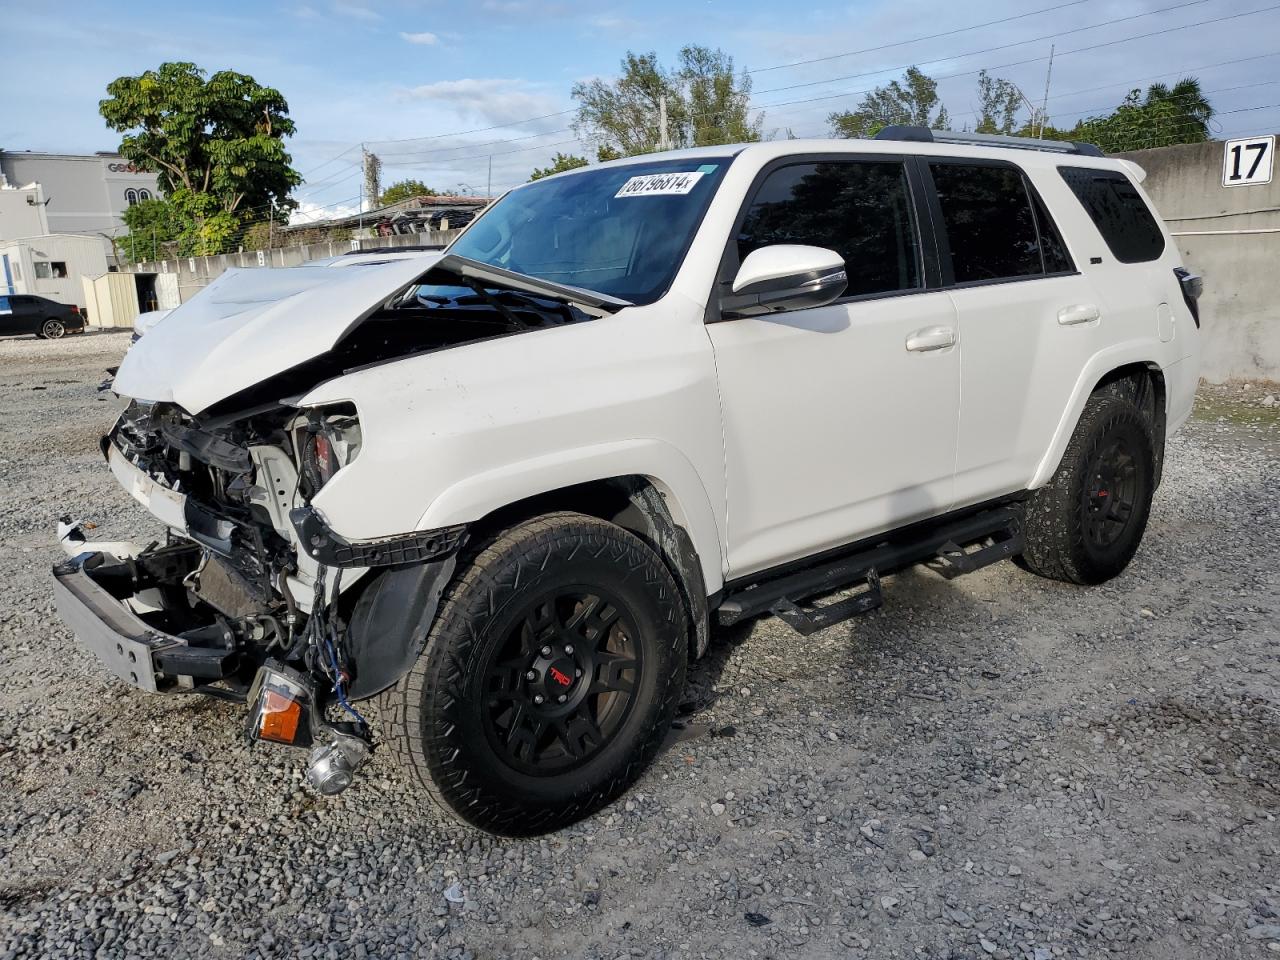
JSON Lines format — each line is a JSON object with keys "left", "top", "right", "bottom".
{"left": 873, "top": 125, "right": 1104, "bottom": 158}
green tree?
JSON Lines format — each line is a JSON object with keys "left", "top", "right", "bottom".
{"left": 529, "top": 153, "right": 589, "bottom": 180}
{"left": 100, "top": 62, "right": 301, "bottom": 255}
{"left": 1037, "top": 78, "right": 1213, "bottom": 152}
{"left": 572, "top": 45, "right": 761, "bottom": 157}
{"left": 380, "top": 178, "right": 439, "bottom": 205}
{"left": 120, "top": 197, "right": 180, "bottom": 262}
{"left": 975, "top": 70, "right": 1023, "bottom": 135}
{"left": 829, "top": 66, "right": 949, "bottom": 139}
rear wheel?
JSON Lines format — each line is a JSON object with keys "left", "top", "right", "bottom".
{"left": 1018, "top": 391, "right": 1157, "bottom": 585}
{"left": 41, "top": 319, "right": 66, "bottom": 340}
{"left": 381, "top": 512, "right": 687, "bottom": 835}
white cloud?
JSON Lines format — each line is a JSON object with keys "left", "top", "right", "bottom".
{"left": 290, "top": 198, "right": 360, "bottom": 224}
{"left": 398, "top": 78, "right": 564, "bottom": 127}
{"left": 399, "top": 30, "right": 439, "bottom": 45}
{"left": 331, "top": 1, "right": 381, "bottom": 22}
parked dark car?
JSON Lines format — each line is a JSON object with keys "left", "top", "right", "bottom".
{"left": 0, "top": 294, "right": 86, "bottom": 340}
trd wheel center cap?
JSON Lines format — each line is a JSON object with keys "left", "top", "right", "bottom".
{"left": 530, "top": 653, "right": 581, "bottom": 703}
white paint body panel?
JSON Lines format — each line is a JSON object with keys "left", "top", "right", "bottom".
{"left": 107, "top": 137, "right": 1199, "bottom": 599}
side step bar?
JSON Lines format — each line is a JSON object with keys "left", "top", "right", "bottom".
{"left": 717, "top": 507, "right": 1023, "bottom": 633}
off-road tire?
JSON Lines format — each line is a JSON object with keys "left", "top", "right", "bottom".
{"left": 1018, "top": 391, "right": 1157, "bottom": 585}
{"left": 380, "top": 512, "right": 687, "bottom": 835}
{"left": 42, "top": 319, "right": 66, "bottom": 340}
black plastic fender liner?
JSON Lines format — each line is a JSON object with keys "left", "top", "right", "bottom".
{"left": 343, "top": 555, "right": 457, "bottom": 700}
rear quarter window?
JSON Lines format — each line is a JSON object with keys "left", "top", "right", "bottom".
{"left": 1058, "top": 166, "right": 1165, "bottom": 263}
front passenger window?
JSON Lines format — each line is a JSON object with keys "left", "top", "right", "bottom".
{"left": 737, "top": 161, "right": 922, "bottom": 298}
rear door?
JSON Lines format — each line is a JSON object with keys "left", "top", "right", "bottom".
{"left": 0, "top": 296, "right": 19, "bottom": 336}
{"left": 706, "top": 155, "right": 961, "bottom": 578}
{"left": 925, "top": 159, "right": 1105, "bottom": 506}
{"left": 6, "top": 296, "right": 41, "bottom": 335}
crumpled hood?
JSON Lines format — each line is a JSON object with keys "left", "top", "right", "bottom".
{"left": 113, "top": 256, "right": 439, "bottom": 413}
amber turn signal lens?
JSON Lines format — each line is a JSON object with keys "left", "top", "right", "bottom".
{"left": 257, "top": 689, "right": 303, "bottom": 744}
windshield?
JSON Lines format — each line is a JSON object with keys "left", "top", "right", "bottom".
{"left": 447, "top": 157, "right": 733, "bottom": 305}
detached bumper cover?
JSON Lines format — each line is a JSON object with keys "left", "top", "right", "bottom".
{"left": 51, "top": 554, "right": 236, "bottom": 693}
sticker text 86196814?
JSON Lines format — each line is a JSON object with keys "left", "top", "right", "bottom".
{"left": 614, "top": 172, "right": 705, "bottom": 198}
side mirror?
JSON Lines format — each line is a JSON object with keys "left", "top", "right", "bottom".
{"left": 721, "top": 244, "right": 848, "bottom": 319}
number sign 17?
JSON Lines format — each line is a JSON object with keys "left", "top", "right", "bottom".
{"left": 1223, "top": 135, "right": 1274, "bottom": 187}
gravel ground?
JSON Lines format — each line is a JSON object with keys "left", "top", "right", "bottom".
{"left": 1, "top": 332, "right": 1277, "bottom": 960}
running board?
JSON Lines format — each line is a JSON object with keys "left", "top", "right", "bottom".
{"left": 770, "top": 569, "right": 882, "bottom": 636}
{"left": 717, "top": 507, "right": 1021, "bottom": 631}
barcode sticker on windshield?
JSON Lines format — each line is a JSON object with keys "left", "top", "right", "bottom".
{"left": 615, "top": 171, "right": 705, "bottom": 198}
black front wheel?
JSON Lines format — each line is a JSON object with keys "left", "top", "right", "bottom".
{"left": 382, "top": 512, "right": 687, "bottom": 835}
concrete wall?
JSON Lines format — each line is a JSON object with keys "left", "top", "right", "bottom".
{"left": 1117, "top": 137, "right": 1280, "bottom": 383}
{"left": 121, "top": 230, "right": 460, "bottom": 303}
{"left": 0, "top": 183, "right": 49, "bottom": 241}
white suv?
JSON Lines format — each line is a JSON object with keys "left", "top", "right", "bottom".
{"left": 52, "top": 127, "right": 1201, "bottom": 834}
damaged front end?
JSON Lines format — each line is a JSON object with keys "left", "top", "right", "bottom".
{"left": 52, "top": 398, "right": 461, "bottom": 793}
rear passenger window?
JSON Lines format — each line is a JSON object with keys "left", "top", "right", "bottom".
{"left": 929, "top": 163, "right": 1054, "bottom": 283}
{"left": 1058, "top": 167, "right": 1165, "bottom": 263}
{"left": 737, "top": 160, "right": 921, "bottom": 298}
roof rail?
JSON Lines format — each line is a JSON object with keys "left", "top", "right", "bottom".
{"left": 874, "top": 125, "right": 1104, "bottom": 158}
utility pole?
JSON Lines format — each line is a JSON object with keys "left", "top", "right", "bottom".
{"left": 1039, "top": 45, "right": 1055, "bottom": 139}
{"left": 358, "top": 143, "right": 366, "bottom": 237}
{"left": 268, "top": 198, "right": 276, "bottom": 262}
{"left": 658, "top": 95, "right": 670, "bottom": 151}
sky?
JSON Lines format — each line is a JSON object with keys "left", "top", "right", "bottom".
{"left": 2, "top": 0, "right": 1278, "bottom": 222}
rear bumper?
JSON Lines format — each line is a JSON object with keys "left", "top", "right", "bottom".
{"left": 52, "top": 552, "right": 236, "bottom": 694}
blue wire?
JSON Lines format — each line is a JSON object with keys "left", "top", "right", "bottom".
{"left": 325, "top": 622, "right": 368, "bottom": 731}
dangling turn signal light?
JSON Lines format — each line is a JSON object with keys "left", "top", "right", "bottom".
{"left": 246, "top": 662, "right": 316, "bottom": 748}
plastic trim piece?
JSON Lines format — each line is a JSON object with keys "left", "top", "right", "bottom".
{"left": 290, "top": 506, "right": 467, "bottom": 568}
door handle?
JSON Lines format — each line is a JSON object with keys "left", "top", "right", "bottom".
{"left": 1057, "top": 303, "right": 1101, "bottom": 326}
{"left": 905, "top": 326, "right": 957, "bottom": 352}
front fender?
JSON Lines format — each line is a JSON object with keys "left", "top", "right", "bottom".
{"left": 415, "top": 438, "right": 726, "bottom": 594}
{"left": 1028, "top": 341, "right": 1172, "bottom": 489}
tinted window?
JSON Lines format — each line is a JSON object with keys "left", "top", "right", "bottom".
{"left": 1031, "top": 192, "right": 1074, "bottom": 274}
{"left": 737, "top": 161, "right": 921, "bottom": 298}
{"left": 448, "top": 157, "right": 733, "bottom": 305}
{"left": 930, "top": 163, "right": 1046, "bottom": 283}
{"left": 1059, "top": 166, "right": 1165, "bottom": 263}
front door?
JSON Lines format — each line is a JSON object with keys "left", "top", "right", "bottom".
{"left": 706, "top": 157, "right": 960, "bottom": 579}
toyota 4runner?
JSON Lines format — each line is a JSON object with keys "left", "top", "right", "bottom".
{"left": 51, "top": 127, "right": 1202, "bottom": 835}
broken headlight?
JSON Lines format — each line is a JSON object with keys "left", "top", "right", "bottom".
{"left": 296, "top": 405, "right": 361, "bottom": 497}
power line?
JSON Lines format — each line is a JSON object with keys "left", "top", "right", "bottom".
{"left": 747, "top": 0, "right": 1098, "bottom": 74}
{"left": 753, "top": 0, "right": 1214, "bottom": 97}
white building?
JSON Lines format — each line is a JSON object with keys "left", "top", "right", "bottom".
{"left": 0, "top": 150, "right": 161, "bottom": 256}
{"left": 0, "top": 234, "right": 108, "bottom": 310}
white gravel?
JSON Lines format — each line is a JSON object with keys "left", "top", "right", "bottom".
{"left": 1, "top": 333, "right": 1278, "bottom": 960}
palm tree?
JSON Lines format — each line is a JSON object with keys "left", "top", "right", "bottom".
{"left": 1142, "top": 78, "right": 1214, "bottom": 142}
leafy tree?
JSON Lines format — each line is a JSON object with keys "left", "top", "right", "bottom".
{"left": 572, "top": 45, "right": 761, "bottom": 156}
{"left": 829, "top": 67, "right": 949, "bottom": 139}
{"left": 120, "top": 198, "right": 180, "bottom": 262}
{"left": 380, "top": 178, "right": 439, "bottom": 205}
{"left": 596, "top": 144, "right": 622, "bottom": 162}
{"left": 975, "top": 70, "right": 1023, "bottom": 135}
{"left": 529, "top": 153, "right": 590, "bottom": 180}
{"left": 100, "top": 62, "right": 301, "bottom": 255}
{"left": 1038, "top": 78, "right": 1214, "bottom": 152}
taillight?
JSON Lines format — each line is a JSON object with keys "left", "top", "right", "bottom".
{"left": 1174, "top": 267, "right": 1202, "bottom": 328}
